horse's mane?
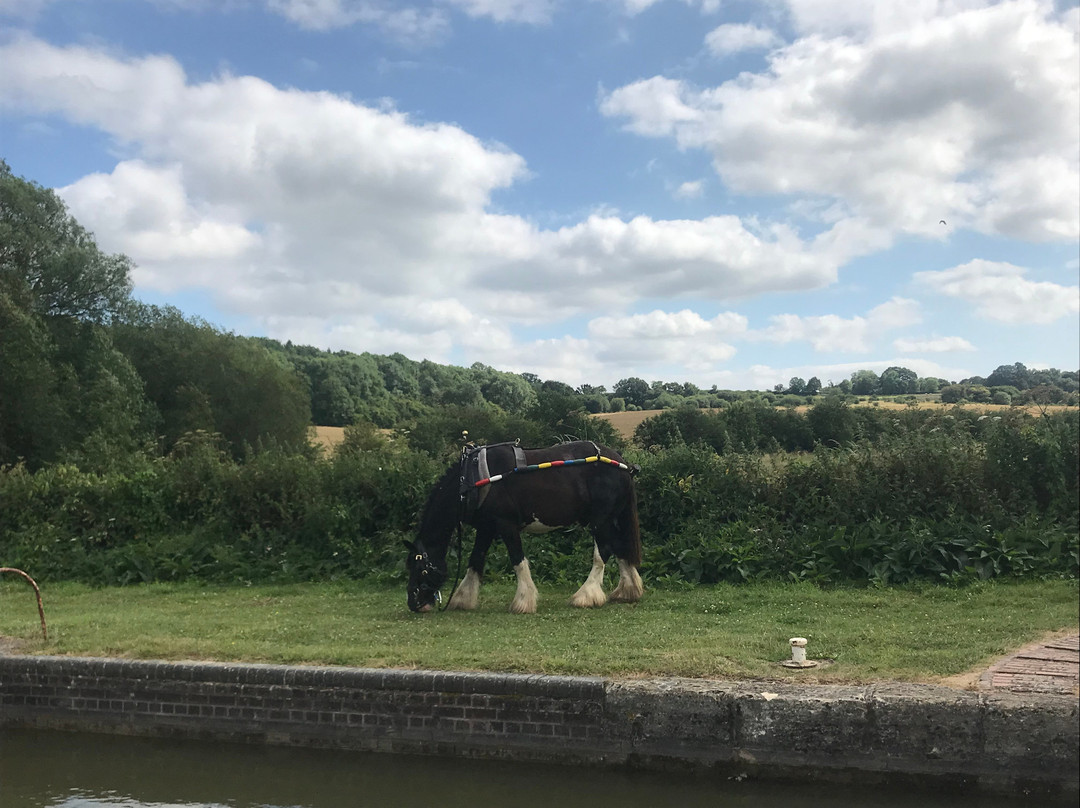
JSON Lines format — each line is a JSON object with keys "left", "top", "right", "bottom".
{"left": 416, "top": 462, "right": 460, "bottom": 559}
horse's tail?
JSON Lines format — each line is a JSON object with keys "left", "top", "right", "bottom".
{"left": 623, "top": 480, "right": 642, "bottom": 568}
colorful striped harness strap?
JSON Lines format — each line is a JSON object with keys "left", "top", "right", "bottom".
{"left": 472, "top": 451, "right": 633, "bottom": 490}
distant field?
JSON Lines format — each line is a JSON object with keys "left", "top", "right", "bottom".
{"left": 310, "top": 425, "right": 400, "bottom": 452}
{"left": 592, "top": 409, "right": 662, "bottom": 437}
{"left": 309, "top": 425, "right": 346, "bottom": 452}
{"left": 595, "top": 401, "right": 1078, "bottom": 439}
{"left": 310, "top": 402, "right": 1076, "bottom": 448}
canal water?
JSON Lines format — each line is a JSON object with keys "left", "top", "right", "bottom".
{"left": 0, "top": 728, "right": 1058, "bottom": 808}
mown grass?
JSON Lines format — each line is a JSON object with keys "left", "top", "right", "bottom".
{"left": 2, "top": 578, "right": 1076, "bottom": 685}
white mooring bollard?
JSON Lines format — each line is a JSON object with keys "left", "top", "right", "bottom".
{"left": 781, "top": 636, "right": 818, "bottom": 668}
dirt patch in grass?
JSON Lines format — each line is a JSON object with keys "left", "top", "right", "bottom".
{"left": 0, "top": 635, "right": 29, "bottom": 655}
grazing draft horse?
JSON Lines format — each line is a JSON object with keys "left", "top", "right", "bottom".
{"left": 404, "top": 440, "right": 643, "bottom": 614}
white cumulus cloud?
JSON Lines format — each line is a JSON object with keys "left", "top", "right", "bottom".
{"left": 705, "top": 23, "right": 782, "bottom": 56}
{"left": 601, "top": 1, "right": 1080, "bottom": 242}
{"left": 443, "top": 0, "right": 557, "bottom": 24}
{"left": 751, "top": 297, "right": 921, "bottom": 353}
{"left": 892, "top": 336, "right": 977, "bottom": 353}
{"left": 0, "top": 36, "right": 842, "bottom": 366}
{"left": 59, "top": 161, "right": 260, "bottom": 268}
{"left": 672, "top": 179, "right": 704, "bottom": 199}
{"left": 914, "top": 259, "right": 1080, "bottom": 324}
{"left": 585, "top": 309, "right": 745, "bottom": 370}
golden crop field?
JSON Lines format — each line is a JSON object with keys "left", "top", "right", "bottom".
{"left": 310, "top": 402, "right": 1076, "bottom": 449}
{"left": 595, "top": 401, "right": 1077, "bottom": 439}
{"left": 310, "top": 425, "right": 346, "bottom": 451}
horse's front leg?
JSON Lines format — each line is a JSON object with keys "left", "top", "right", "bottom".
{"left": 499, "top": 522, "right": 537, "bottom": 614}
{"left": 569, "top": 543, "right": 607, "bottom": 608}
{"left": 447, "top": 524, "right": 494, "bottom": 611}
{"left": 510, "top": 556, "right": 538, "bottom": 614}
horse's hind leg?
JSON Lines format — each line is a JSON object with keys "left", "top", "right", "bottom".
{"left": 569, "top": 543, "right": 607, "bottom": 608}
{"left": 605, "top": 490, "right": 644, "bottom": 604}
{"left": 591, "top": 512, "right": 639, "bottom": 600}
{"left": 609, "top": 558, "right": 643, "bottom": 603}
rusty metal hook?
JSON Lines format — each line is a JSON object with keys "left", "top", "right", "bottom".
{"left": 0, "top": 567, "right": 48, "bottom": 641}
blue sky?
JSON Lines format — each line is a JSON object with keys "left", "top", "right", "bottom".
{"left": 2, "top": 0, "right": 1078, "bottom": 390}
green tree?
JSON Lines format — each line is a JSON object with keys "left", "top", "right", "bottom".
{"left": 807, "top": 396, "right": 857, "bottom": 446}
{"left": 471, "top": 363, "right": 538, "bottom": 414}
{"left": 582, "top": 394, "right": 609, "bottom": 414}
{"left": 832, "top": 379, "right": 852, "bottom": 395}
{"left": 314, "top": 366, "right": 357, "bottom": 426}
{"left": 940, "top": 384, "right": 965, "bottom": 403}
{"left": 1025, "top": 384, "right": 1066, "bottom": 406}
{"left": 880, "top": 366, "right": 918, "bottom": 395}
{"left": 987, "top": 363, "right": 1032, "bottom": 390}
{"left": 0, "top": 286, "right": 68, "bottom": 465}
{"left": 375, "top": 353, "right": 421, "bottom": 398}
{"left": 646, "top": 391, "right": 682, "bottom": 410}
{"left": 1, "top": 161, "right": 132, "bottom": 322}
{"left": 614, "top": 377, "right": 650, "bottom": 408}
{"left": 0, "top": 162, "right": 149, "bottom": 469}
{"left": 850, "top": 369, "right": 880, "bottom": 396}
{"left": 112, "top": 306, "right": 311, "bottom": 457}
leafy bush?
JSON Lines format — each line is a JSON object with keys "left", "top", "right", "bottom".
{"left": 630, "top": 412, "right": 1078, "bottom": 586}
{"left": 2, "top": 410, "right": 1076, "bottom": 587}
{"left": 1, "top": 440, "right": 441, "bottom": 585}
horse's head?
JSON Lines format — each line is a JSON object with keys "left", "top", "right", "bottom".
{"left": 403, "top": 540, "right": 447, "bottom": 613}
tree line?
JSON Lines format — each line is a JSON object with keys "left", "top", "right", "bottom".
{"left": 3, "top": 160, "right": 1078, "bottom": 473}
{"left": 0, "top": 162, "right": 589, "bottom": 469}
{"left": 2, "top": 160, "right": 1077, "bottom": 588}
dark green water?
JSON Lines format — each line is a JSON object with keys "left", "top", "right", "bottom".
{"left": 0, "top": 728, "right": 1055, "bottom": 808}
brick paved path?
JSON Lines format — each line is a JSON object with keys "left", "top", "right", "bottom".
{"left": 980, "top": 634, "right": 1079, "bottom": 695}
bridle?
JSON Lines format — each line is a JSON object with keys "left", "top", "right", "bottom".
{"left": 409, "top": 549, "right": 447, "bottom": 610}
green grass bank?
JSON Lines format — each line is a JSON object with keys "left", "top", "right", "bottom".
{"left": 2, "top": 579, "right": 1075, "bottom": 684}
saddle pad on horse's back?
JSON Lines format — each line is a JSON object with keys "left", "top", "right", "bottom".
{"left": 462, "top": 443, "right": 528, "bottom": 507}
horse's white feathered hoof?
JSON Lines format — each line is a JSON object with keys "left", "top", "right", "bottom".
{"left": 447, "top": 569, "right": 481, "bottom": 610}
{"left": 569, "top": 581, "right": 607, "bottom": 608}
{"left": 608, "top": 585, "right": 641, "bottom": 603}
{"left": 510, "top": 593, "right": 537, "bottom": 613}
{"left": 609, "top": 561, "right": 643, "bottom": 603}
{"left": 510, "top": 559, "right": 538, "bottom": 613}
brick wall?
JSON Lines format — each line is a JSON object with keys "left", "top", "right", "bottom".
{"left": 1, "top": 656, "right": 1076, "bottom": 796}
{"left": 0, "top": 657, "right": 608, "bottom": 762}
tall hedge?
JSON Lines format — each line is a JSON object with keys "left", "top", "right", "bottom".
{"left": 2, "top": 409, "right": 1076, "bottom": 586}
